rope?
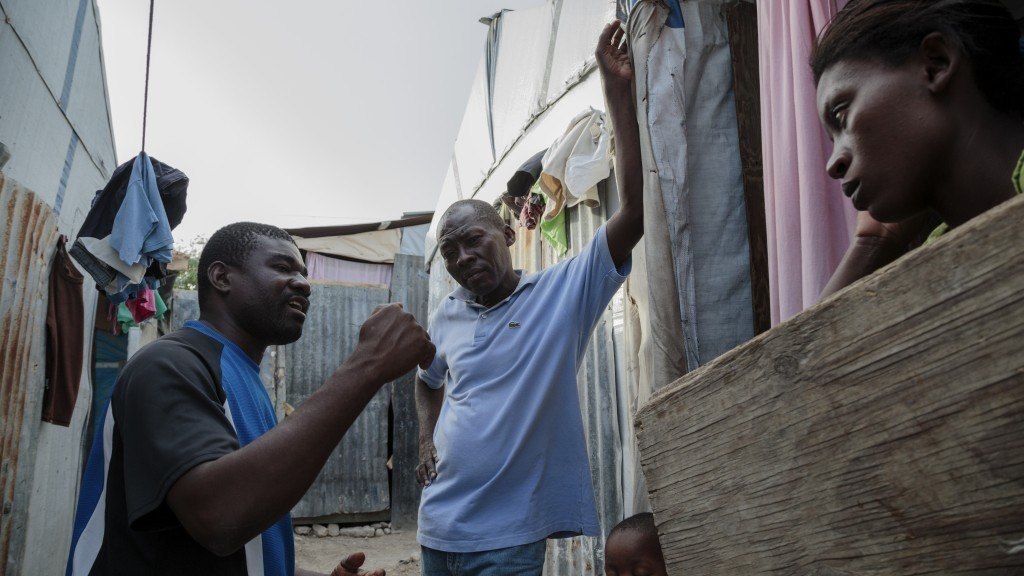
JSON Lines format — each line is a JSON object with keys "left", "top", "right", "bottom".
{"left": 141, "top": 0, "right": 155, "bottom": 152}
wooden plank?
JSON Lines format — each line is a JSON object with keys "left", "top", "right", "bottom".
{"left": 726, "top": 1, "right": 770, "bottom": 336}
{"left": 636, "top": 195, "right": 1024, "bottom": 575}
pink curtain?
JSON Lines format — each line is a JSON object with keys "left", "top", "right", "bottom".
{"left": 306, "top": 252, "right": 393, "bottom": 286}
{"left": 758, "top": 0, "right": 857, "bottom": 325}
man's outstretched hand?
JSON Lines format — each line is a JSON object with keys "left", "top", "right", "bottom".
{"left": 331, "top": 552, "right": 385, "bottom": 576}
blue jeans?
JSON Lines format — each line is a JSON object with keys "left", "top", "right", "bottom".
{"left": 421, "top": 540, "right": 546, "bottom": 576}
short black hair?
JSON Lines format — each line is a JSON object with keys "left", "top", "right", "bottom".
{"left": 438, "top": 199, "right": 506, "bottom": 237}
{"left": 197, "top": 222, "right": 295, "bottom": 304}
{"left": 811, "top": 0, "right": 1024, "bottom": 115}
{"left": 609, "top": 512, "right": 658, "bottom": 542}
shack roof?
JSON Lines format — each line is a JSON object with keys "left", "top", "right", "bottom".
{"left": 282, "top": 212, "right": 433, "bottom": 239}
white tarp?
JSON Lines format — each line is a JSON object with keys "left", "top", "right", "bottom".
{"left": 489, "top": 5, "right": 554, "bottom": 151}
{"left": 292, "top": 229, "right": 402, "bottom": 264}
{"left": 0, "top": 0, "right": 117, "bottom": 224}
{"left": 426, "top": 1, "right": 616, "bottom": 259}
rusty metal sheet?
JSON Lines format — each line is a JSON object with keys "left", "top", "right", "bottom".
{"left": 283, "top": 282, "right": 391, "bottom": 518}
{"left": 0, "top": 174, "right": 58, "bottom": 569}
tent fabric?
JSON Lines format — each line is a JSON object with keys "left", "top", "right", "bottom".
{"left": 758, "top": 0, "right": 856, "bottom": 324}
{"left": 628, "top": 0, "right": 755, "bottom": 375}
{"left": 490, "top": 6, "right": 553, "bottom": 154}
{"left": 291, "top": 229, "right": 401, "bottom": 264}
{"left": 426, "top": 0, "right": 616, "bottom": 261}
{"left": 624, "top": 1, "right": 688, "bottom": 399}
{"left": 305, "top": 252, "right": 393, "bottom": 286}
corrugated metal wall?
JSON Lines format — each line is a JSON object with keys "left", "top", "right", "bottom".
{"left": 389, "top": 254, "right": 430, "bottom": 530}
{"left": 0, "top": 175, "right": 58, "bottom": 571}
{"left": 283, "top": 283, "right": 392, "bottom": 518}
{"left": 1, "top": 0, "right": 118, "bottom": 572}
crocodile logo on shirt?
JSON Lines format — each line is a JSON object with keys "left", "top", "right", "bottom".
{"left": 508, "top": 321, "right": 521, "bottom": 328}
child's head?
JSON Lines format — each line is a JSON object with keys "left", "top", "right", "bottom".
{"left": 604, "top": 513, "right": 668, "bottom": 576}
{"left": 810, "top": 0, "right": 1024, "bottom": 222}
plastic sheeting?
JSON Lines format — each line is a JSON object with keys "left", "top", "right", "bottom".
{"left": 292, "top": 229, "right": 402, "bottom": 264}
{"left": 758, "top": 0, "right": 856, "bottom": 324}
{"left": 489, "top": 6, "right": 553, "bottom": 151}
{"left": 0, "top": 0, "right": 117, "bottom": 223}
{"left": 427, "top": 1, "right": 617, "bottom": 260}
{"left": 305, "top": 252, "right": 393, "bottom": 286}
{"left": 630, "top": 0, "right": 755, "bottom": 373}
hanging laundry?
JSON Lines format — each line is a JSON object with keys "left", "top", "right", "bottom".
{"left": 77, "top": 235, "right": 147, "bottom": 284}
{"left": 72, "top": 153, "right": 188, "bottom": 288}
{"left": 538, "top": 108, "right": 612, "bottom": 220}
{"left": 506, "top": 149, "right": 547, "bottom": 199}
{"left": 519, "top": 193, "right": 544, "bottom": 230}
{"left": 116, "top": 289, "right": 167, "bottom": 334}
{"left": 42, "top": 236, "right": 85, "bottom": 427}
{"left": 540, "top": 205, "right": 568, "bottom": 257}
{"left": 111, "top": 152, "right": 175, "bottom": 266}
{"left": 125, "top": 285, "right": 158, "bottom": 324}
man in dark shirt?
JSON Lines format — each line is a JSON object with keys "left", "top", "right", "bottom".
{"left": 67, "top": 222, "right": 435, "bottom": 576}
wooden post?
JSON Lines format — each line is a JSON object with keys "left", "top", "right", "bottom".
{"left": 726, "top": 1, "right": 770, "bottom": 336}
{"left": 636, "top": 195, "right": 1024, "bottom": 574}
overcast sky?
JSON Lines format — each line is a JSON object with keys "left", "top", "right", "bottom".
{"left": 95, "top": 0, "right": 545, "bottom": 243}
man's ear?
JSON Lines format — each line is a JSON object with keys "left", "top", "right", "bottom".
{"left": 504, "top": 224, "right": 516, "bottom": 247}
{"left": 919, "top": 31, "right": 960, "bottom": 95}
{"left": 206, "top": 261, "right": 232, "bottom": 297}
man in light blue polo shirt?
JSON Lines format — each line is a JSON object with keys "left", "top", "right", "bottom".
{"left": 414, "top": 21, "right": 644, "bottom": 576}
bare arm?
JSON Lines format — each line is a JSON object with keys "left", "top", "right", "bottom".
{"left": 166, "top": 304, "right": 434, "bottom": 556}
{"left": 597, "top": 20, "right": 644, "bottom": 268}
{"left": 820, "top": 211, "right": 929, "bottom": 299}
{"left": 415, "top": 376, "right": 444, "bottom": 487}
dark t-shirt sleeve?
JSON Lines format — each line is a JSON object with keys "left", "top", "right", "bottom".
{"left": 112, "top": 337, "right": 240, "bottom": 531}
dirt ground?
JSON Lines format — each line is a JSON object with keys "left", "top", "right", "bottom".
{"left": 295, "top": 529, "right": 421, "bottom": 576}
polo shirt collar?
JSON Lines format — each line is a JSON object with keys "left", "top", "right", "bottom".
{"left": 449, "top": 269, "right": 538, "bottom": 307}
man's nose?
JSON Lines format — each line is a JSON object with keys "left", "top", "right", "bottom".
{"left": 291, "top": 273, "right": 311, "bottom": 296}
{"left": 456, "top": 247, "right": 474, "bottom": 268}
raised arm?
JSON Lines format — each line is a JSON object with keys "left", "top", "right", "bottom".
{"left": 166, "top": 303, "right": 434, "bottom": 556}
{"left": 597, "top": 20, "right": 644, "bottom": 268}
